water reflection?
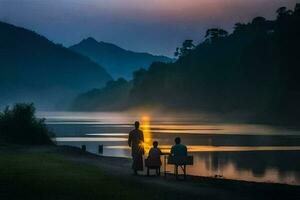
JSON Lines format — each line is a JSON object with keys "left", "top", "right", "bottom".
{"left": 41, "top": 111, "right": 300, "bottom": 185}
{"left": 141, "top": 115, "right": 152, "bottom": 154}
{"left": 105, "top": 145, "right": 300, "bottom": 152}
{"left": 188, "top": 151, "right": 300, "bottom": 184}
{"left": 86, "top": 133, "right": 128, "bottom": 136}
{"left": 55, "top": 137, "right": 127, "bottom": 142}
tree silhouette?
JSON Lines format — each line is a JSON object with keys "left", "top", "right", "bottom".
{"left": 205, "top": 28, "right": 228, "bottom": 42}
{"left": 133, "top": 68, "right": 147, "bottom": 86}
{"left": 276, "top": 7, "right": 293, "bottom": 19}
{"left": 0, "top": 103, "right": 54, "bottom": 145}
{"left": 233, "top": 23, "right": 247, "bottom": 34}
{"left": 174, "top": 40, "right": 195, "bottom": 58}
{"left": 294, "top": 3, "right": 300, "bottom": 15}
{"left": 252, "top": 16, "right": 266, "bottom": 25}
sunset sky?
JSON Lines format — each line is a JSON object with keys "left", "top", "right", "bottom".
{"left": 0, "top": 0, "right": 297, "bottom": 56}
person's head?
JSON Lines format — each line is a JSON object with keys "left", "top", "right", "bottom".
{"left": 175, "top": 137, "right": 181, "bottom": 144}
{"left": 134, "top": 121, "right": 140, "bottom": 129}
{"left": 153, "top": 141, "right": 158, "bottom": 148}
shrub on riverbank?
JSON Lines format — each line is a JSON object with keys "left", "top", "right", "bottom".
{"left": 0, "top": 103, "right": 54, "bottom": 145}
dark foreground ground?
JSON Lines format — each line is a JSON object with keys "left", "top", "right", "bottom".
{"left": 0, "top": 144, "right": 299, "bottom": 200}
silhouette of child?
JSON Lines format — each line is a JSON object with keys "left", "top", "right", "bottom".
{"left": 147, "top": 141, "right": 162, "bottom": 166}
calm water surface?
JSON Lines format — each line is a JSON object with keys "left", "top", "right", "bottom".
{"left": 38, "top": 111, "right": 300, "bottom": 185}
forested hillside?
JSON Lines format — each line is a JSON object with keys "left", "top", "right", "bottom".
{"left": 72, "top": 4, "right": 300, "bottom": 124}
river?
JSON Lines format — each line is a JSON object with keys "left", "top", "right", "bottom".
{"left": 38, "top": 111, "right": 300, "bottom": 185}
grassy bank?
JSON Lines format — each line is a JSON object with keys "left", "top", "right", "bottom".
{"left": 0, "top": 145, "right": 189, "bottom": 200}
{"left": 1, "top": 144, "right": 299, "bottom": 200}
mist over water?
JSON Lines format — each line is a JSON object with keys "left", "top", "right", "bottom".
{"left": 39, "top": 111, "right": 300, "bottom": 185}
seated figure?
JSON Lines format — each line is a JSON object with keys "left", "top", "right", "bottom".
{"left": 170, "top": 137, "right": 187, "bottom": 157}
{"left": 145, "top": 141, "right": 162, "bottom": 176}
{"left": 169, "top": 137, "right": 191, "bottom": 179}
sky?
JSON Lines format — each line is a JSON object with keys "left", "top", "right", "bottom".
{"left": 0, "top": 0, "right": 298, "bottom": 56}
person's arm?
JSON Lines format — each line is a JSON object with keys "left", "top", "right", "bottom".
{"left": 170, "top": 146, "right": 174, "bottom": 156}
{"left": 148, "top": 148, "right": 153, "bottom": 158}
{"left": 128, "top": 132, "right": 132, "bottom": 147}
{"left": 159, "top": 148, "right": 162, "bottom": 155}
{"left": 140, "top": 131, "right": 145, "bottom": 155}
{"left": 184, "top": 145, "right": 188, "bottom": 156}
{"left": 141, "top": 131, "right": 144, "bottom": 142}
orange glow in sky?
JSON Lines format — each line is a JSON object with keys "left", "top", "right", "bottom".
{"left": 0, "top": 0, "right": 297, "bottom": 56}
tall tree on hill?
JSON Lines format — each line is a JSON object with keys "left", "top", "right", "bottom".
{"left": 174, "top": 40, "right": 195, "bottom": 58}
{"left": 205, "top": 28, "right": 228, "bottom": 43}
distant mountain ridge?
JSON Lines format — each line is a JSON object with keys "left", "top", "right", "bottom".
{"left": 69, "top": 37, "right": 173, "bottom": 79}
{"left": 71, "top": 4, "right": 300, "bottom": 126}
{"left": 0, "top": 21, "right": 111, "bottom": 110}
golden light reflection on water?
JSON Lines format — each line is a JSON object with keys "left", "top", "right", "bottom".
{"left": 86, "top": 133, "right": 128, "bottom": 136}
{"left": 141, "top": 115, "right": 152, "bottom": 154}
{"left": 55, "top": 137, "right": 127, "bottom": 142}
{"left": 105, "top": 145, "right": 300, "bottom": 152}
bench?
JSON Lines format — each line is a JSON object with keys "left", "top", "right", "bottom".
{"left": 167, "top": 156, "right": 193, "bottom": 179}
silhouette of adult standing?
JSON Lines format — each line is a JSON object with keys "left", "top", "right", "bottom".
{"left": 128, "top": 121, "right": 144, "bottom": 175}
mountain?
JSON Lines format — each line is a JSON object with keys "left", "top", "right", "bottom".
{"left": 127, "top": 5, "right": 300, "bottom": 124}
{"left": 69, "top": 37, "right": 173, "bottom": 79}
{"left": 71, "top": 4, "right": 300, "bottom": 125}
{"left": 0, "top": 21, "right": 112, "bottom": 110}
{"left": 71, "top": 78, "right": 132, "bottom": 111}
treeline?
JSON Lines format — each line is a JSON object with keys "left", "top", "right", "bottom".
{"left": 72, "top": 4, "right": 300, "bottom": 124}
{"left": 72, "top": 78, "right": 132, "bottom": 111}
{"left": 0, "top": 103, "right": 54, "bottom": 145}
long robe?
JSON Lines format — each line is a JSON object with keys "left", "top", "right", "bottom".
{"left": 128, "top": 129, "right": 144, "bottom": 171}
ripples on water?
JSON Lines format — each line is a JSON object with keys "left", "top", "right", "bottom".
{"left": 38, "top": 111, "right": 300, "bottom": 185}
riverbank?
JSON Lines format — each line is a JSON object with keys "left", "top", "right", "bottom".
{"left": 0, "top": 144, "right": 299, "bottom": 200}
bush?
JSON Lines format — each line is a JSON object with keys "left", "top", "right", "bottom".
{"left": 0, "top": 103, "right": 54, "bottom": 145}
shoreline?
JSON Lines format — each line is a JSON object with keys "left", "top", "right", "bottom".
{"left": 60, "top": 145, "right": 300, "bottom": 187}
{"left": 52, "top": 141, "right": 300, "bottom": 185}
{"left": 2, "top": 144, "right": 300, "bottom": 199}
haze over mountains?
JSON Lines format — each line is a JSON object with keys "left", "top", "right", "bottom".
{"left": 70, "top": 37, "right": 173, "bottom": 79}
{"left": 72, "top": 4, "right": 300, "bottom": 125}
{"left": 0, "top": 21, "right": 111, "bottom": 110}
